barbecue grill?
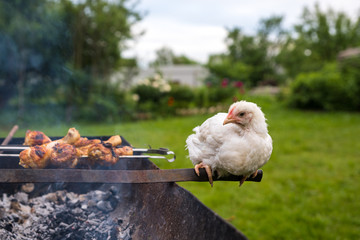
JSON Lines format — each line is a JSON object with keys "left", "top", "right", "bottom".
{"left": 0, "top": 133, "right": 262, "bottom": 239}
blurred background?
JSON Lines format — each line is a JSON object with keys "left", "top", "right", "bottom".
{"left": 0, "top": 0, "right": 359, "bottom": 239}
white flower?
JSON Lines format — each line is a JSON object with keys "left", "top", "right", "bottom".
{"left": 143, "top": 78, "right": 150, "bottom": 85}
{"left": 161, "top": 84, "right": 171, "bottom": 92}
{"left": 154, "top": 73, "right": 161, "bottom": 81}
{"left": 132, "top": 94, "right": 139, "bottom": 102}
{"left": 137, "top": 73, "right": 171, "bottom": 92}
{"left": 152, "top": 82, "right": 159, "bottom": 88}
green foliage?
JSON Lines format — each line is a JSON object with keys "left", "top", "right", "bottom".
{"left": 281, "top": 4, "right": 360, "bottom": 112}
{"left": 339, "top": 57, "right": 360, "bottom": 109}
{"left": 206, "top": 55, "right": 252, "bottom": 85}
{"left": 150, "top": 46, "right": 198, "bottom": 67}
{"left": 59, "top": 0, "right": 142, "bottom": 75}
{"left": 0, "top": 0, "right": 142, "bottom": 123}
{"left": 0, "top": 0, "right": 71, "bottom": 107}
{"left": 277, "top": 4, "right": 360, "bottom": 78}
{"left": 168, "top": 84, "right": 195, "bottom": 108}
{"left": 73, "top": 81, "right": 129, "bottom": 122}
{"left": 288, "top": 63, "right": 357, "bottom": 110}
{"left": 131, "top": 74, "right": 172, "bottom": 117}
{"left": 133, "top": 84, "right": 164, "bottom": 103}
{"left": 207, "top": 16, "right": 286, "bottom": 87}
{"left": 208, "top": 86, "right": 237, "bottom": 104}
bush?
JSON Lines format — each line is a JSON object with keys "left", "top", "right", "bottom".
{"left": 73, "top": 82, "right": 129, "bottom": 122}
{"left": 132, "top": 74, "right": 172, "bottom": 117}
{"left": 288, "top": 63, "right": 356, "bottom": 111}
{"left": 168, "top": 84, "right": 195, "bottom": 108}
{"left": 339, "top": 57, "right": 360, "bottom": 109}
{"left": 208, "top": 86, "right": 237, "bottom": 104}
{"left": 133, "top": 84, "right": 164, "bottom": 103}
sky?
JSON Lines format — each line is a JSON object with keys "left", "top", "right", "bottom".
{"left": 123, "top": 0, "right": 360, "bottom": 68}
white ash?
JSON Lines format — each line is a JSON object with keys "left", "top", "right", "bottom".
{"left": 0, "top": 188, "right": 132, "bottom": 240}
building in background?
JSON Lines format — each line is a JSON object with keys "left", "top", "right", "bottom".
{"left": 132, "top": 65, "right": 209, "bottom": 87}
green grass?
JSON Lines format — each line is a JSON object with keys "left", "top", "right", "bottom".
{"left": 1, "top": 96, "right": 359, "bottom": 239}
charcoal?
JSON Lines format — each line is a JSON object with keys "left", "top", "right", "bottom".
{"left": 21, "top": 183, "right": 35, "bottom": 193}
{"left": 0, "top": 188, "right": 133, "bottom": 239}
{"left": 0, "top": 206, "right": 5, "bottom": 218}
{"left": 44, "top": 192, "right": 58, "bottom": 203}
{"left": 10, "top": 199, "right": 21, "bottom": 211}
{"left": 87, "top": 199, "right": 97, "bottom": 208}
{"left": 71, "top": 207, "right": 82, "bottom": 215}
{"left": 56, "top": 190, "right": 67, "bottom": 203}
{"left": 97, "top": 200, "right": 113, "bottom": 212}
{"left": 68, "top": 198, "right": 79, "bottom": 207}
{"left": 14, "top": 192, "right": 29, "bottom": 204}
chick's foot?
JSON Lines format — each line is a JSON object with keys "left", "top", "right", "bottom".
{"left": 194, "top": 162, "right": 213, "bottom": 187}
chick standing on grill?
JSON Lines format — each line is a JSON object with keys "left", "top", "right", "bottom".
{"left": 19, "top": 128, "right": 80, "bottom": 168}
{"left": 186, "top": 101, "right": 272, "bottom": 187}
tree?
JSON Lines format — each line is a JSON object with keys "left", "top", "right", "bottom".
{"left": 57, "top": 0, "right": 143, "bottom": 121}
{"left": 207, "top": 17, "right": 285, "bottom": 87}
{"left": 150, "top": 46, "right": 198, "bottom": 67}
{"left": 60, "top": 0, "right": 142, "bottom": 77}
{"left": 0, "top": 0, "right": 71, "bottom": 115}
{"left": 276, "top": 4, "right": 360, "bottom": 78}
{"left": 0, "top": 0, "right": 143, "bottom": 122}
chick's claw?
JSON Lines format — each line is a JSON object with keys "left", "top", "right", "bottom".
{"left": 239, "top": 175, "right": 248, "bottom": 187}
{"left": 251, "top": 169, "right": 258, "bottom": 178}
{"left": 194, "top": 162, "right": 213, "bottom": 187}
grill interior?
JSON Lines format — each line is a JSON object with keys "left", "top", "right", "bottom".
{"left": 0, "top": 136, "right": 248, "bottom": 239}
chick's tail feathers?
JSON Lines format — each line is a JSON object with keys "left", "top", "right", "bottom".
{"left": 185, "top": 129, "right": 203, "bottom": 165}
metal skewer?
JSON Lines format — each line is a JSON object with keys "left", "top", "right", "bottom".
{"left": 0, "top": 154, "right": 174, "bottom": 161}
{"left": 0, "top": 146, "right": 176, "bottom": 162}
{"left": 0, "top": 145, "right": 26, "bottom": 151}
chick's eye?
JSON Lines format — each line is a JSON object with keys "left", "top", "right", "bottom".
{"left": 238, "top": 112, "right": 245, "bottom": 117}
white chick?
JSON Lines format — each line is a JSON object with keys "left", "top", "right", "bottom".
{"left": 186, "top": 101, "right": 272, "bottom": 186}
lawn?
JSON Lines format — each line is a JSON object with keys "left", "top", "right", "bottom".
{"left": 1, "top": 96, "right": 359, "bottom": 239}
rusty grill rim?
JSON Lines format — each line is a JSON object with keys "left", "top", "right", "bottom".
{"left": 0, "top": 135, "right": 263, "bottom": 184}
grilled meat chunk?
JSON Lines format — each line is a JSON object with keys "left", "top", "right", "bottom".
{"left": 59, "top": 128, "right": 81, "bottom": 145}
{"left": 74, "top": 137, "right": 101, "bottom": 156}
{"left": 19, "top": 145, "right": 51, "bottom": 169}
{"left": 88, "top": 144, "right": 133, "bottom": 166}
{"left": 87, "top": 143, "right": 118, "bottom": 166}
{"left": 50, "top": 143, "right": 78, "bottom": 168}
{"left": 104, "top": 135, "right": 122, "bottom": 146}
{"left": 23, "top": 130, "right": 51, "bottom": 146}
{"left": 115, "top": 146, "right": 133, "bottom": 156}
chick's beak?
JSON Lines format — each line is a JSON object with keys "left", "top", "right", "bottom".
{"left": 223, "top": 114, "right": 235, "bottom": 125}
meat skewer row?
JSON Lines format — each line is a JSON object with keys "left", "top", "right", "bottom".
{"left": 50, "top": 143, "right": 133, "bottom": 168}
{"left": 19, "top": 128, "right": 126, "bottom": 169}
{"left": 12, "top": 128, "right": 175, "bottom": 168}
{"left": 52, "top": 135, "right": 126, "bottom": 168}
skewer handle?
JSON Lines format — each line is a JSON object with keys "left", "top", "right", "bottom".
{"left": 1, "top": 125, "right": 19, "bottom": 145}
{"left": 0, "top": 125, "right": 19, "bottom": 154}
